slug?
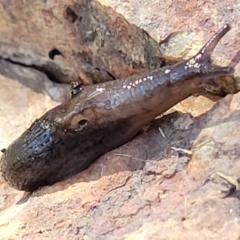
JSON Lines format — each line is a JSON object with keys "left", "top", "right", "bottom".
{"left": 0, "top": 24, "right": 234, "bottom": 191}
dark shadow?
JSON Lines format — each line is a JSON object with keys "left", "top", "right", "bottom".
{"left": 48, "top": 48, "right": 62, "bottom": 60}
{"left": 227, "top": 189, "right": 240, "bottom": 199}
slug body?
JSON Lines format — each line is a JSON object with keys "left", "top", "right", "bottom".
{"left": 1, "top": 24, "right": 234, "bottom": 191}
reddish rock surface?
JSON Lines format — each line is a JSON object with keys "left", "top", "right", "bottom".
{"left": 1, "top": 0, "right": 240, "bottom": 240}
{"left": 0, "top": 0, "right": 164, "bottom": 85}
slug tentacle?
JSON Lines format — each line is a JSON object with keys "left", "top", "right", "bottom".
{"left": 184, "top": 24, "right": 233, "bottom": 76}
{"left": 199, "top": 24, "right": 230, "bottom": 57}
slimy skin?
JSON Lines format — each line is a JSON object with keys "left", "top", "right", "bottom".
{"left": 0, "top": 24, "right": 234, "bottom": 191}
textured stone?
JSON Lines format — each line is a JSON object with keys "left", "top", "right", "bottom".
{"left": 0, "top": 0, "right": 164, "bottom": 85}
{"left": 1, "top": 0, "right": 240, "bottom": 240}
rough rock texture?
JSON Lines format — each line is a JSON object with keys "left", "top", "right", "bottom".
{"left": 101, "top": 0, "right": 240, "bottom": 80}
{"left": 1, "top": 0, "right": 240, "bottom": 240}
{"left": 0, "top": 59, "right": 71, "bottom": 102}
{"left": 0, "top": 0, "right": 164, "bottom": 85}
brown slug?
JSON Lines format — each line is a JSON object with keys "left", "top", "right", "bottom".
{"left": 0, "top": 24, "right": 234, "bottom": 191}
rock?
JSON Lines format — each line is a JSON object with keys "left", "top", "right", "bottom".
{"left": 1, "top": 0, "right": 240, "bottom": 239}
{"left": 0, "top": 0, "right": 164, "bottom": 85}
